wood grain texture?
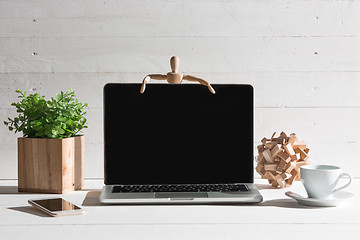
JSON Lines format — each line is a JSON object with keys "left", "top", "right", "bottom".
{"left": 0, "top": 179, "right": 359, "bottom": 240}
{"left": 1, "top": 224, "right": 359, "bottom": 240}
{"left": 0, "top": 0, "right": 359, "bottom": 38}
{"left": 1, "top": 37, "right": 359, "bottom": 73}
{"left": 74, "top": 136, "right": 84, "bottom": 190}
{"left": 17, "top": 137, "right": 84, "bottom": 193}
{"left": 1, "top": 72, "right": 360, "bottom": 109}
{"left": 0, "top": 0, "right": 359, "bottom": 179}
{"left": 2, "top": 107, "right": 360, "bottom": 145}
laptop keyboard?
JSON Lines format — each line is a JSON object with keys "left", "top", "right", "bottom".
{"left": 112, "top": 184, "right": 249, "bottom": 193}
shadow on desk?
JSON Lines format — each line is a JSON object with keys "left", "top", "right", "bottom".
{"left": 0, "top": 186, "right": 18, "bottom": 194}
{"left": 258, "top": 199, "right": 318, "bottom": 209}
{"left": 82, "top": 189, "right": 106, "bottom": 206}
{"left": 255, "top": 183, "right": 276, "bottom": 190}
{"left": 80, "top": 189, "right": 317, "bottom": 209}
{"left": 8, "top": 206, "right": 52, "bottom": 217}
{"left": 254, "top": 184, "right": 318, "bottom": 209}
{"left": 0, "top": 186, "right": 51, "bottom": 195}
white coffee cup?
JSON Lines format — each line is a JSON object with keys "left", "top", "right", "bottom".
{"left": 300, "top": 165, "right": 352, "bottom": 199}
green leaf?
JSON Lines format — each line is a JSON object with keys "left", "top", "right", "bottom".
{"left": 6, "top": 89, "right": 88, "bottom": 138}
{"left": 55, "top": 94, "right": 62, "bottom": 101}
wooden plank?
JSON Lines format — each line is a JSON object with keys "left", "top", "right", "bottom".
{"left": 0, "top": 143, "right": 103, "bottom": 179}
{"left": 271, "top": 144, "right": 282, "bottom": 159}
{"left": 255, "top": 163, "right": 265, "bottom": 176}
{"left": 2, "top": 12, "right": 360, "bottom": 38}
{"left": 1, "top": 140, "right": 359, "bottom": 179}
{"left": 0, "top": 223, "right": 360, "bottom": 240}
{"left": 277, "top": 151, "right": 291, "bottom": 163}
{"left": 264, "top": 163, "right": 278, "bottom": 171}
{"left": 2, "top": 107, "right": 360, "bottom": 145}
{"left": 283, "top": 143, "right": 296, "bottom": 160}
{"left": 17, "top": 137, "right": 83, "bottom": 193}
{"left": 262, "top": 149, "right": 274, "bottom": 163}
{"left": 74, "top": 136, "right": 85, "bottom": 190}
{"left": 254, "top": 108, "right": 360, "bottom": 143}
{"left": 0, "top": 0, "right": 360, "bottom": 183}
{"left": 1, "top": 0, "right": 359, "bottom": 38}
{"left": 0, "top": 179, "right": 359, "bottom": 227}
{"left": 0, "top": 37, "right": 360, "bottom": 73}
{"left": 17, "top": 137, "right": 63, "bottom": 193}
{"left": 276, "top": 159, "right": 288, "bottom": 172}
{"left": 2, "top": 72, "right": 360, "bottom": 109}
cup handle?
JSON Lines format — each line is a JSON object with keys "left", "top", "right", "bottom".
{"left": 333, "top": 173, "right": 352, "bottom": 193}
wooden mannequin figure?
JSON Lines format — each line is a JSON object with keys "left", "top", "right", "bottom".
{"left": 140, "top": 56, "right": 215, "bottom": 94}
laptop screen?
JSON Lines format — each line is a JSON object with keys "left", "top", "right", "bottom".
{"left": 104, "top": 84, "right": 254, "bottom": 185}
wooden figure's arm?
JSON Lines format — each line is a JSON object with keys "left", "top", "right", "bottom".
{"left": 140, "top": 74, "right": 167, "bottom": 93}
{"left": 183, "top": 75, "right": 215, "bottom": 94}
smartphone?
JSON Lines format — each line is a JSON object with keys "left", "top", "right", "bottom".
{"left": 28, "top": 198, "right": 85, "bottom": 217}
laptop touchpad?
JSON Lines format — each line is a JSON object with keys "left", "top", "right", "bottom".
{"left": 155, "top": 192, "right": 208, "bottom": 199}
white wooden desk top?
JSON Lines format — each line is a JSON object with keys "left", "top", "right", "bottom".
{"left": 0, "top": 179, "right": 359, "bottom": 240}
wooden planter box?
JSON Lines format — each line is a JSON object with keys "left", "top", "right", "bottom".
{"left": 17, "top": 136, "right": 84, "bottom": 194}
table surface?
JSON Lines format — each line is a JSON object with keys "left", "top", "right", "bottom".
{"left": 0, "top": 179, "right": 359, "bottom": 240}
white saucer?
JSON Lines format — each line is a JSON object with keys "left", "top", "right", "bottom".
{"left": 285, "top": 191, "right": 354, "bottom": 207}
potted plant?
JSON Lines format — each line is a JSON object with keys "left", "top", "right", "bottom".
{"left": 4, "top": 89, "right": 88, "bottom": 193}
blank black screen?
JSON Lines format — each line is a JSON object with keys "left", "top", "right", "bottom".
{"left": 104, "top": 84, "right": 253, "bottom": 185}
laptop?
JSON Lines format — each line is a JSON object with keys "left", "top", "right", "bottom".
{"left": 99, "top": 83, "right": 263, "bottom": 204}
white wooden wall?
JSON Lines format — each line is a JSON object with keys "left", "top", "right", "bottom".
{"left": 1, "top": 0, "right": 359, "bottom": 179}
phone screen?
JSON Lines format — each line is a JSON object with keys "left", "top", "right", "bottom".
{"left": 32, "top": 198, "right": 81, "bottom": 212}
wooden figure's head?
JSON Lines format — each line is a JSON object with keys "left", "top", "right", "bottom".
{"left": 170, "top": 56, "right": 179, "bottom": 73}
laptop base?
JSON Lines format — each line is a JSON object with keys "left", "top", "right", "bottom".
{"left": 99, "top": 183, "right": 263, "bottom": 204}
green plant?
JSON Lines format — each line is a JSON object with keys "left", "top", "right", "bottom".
{"left": 4, "top": 89, "right": 88, "bottom": 139}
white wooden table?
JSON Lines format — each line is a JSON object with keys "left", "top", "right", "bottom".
{"left": 0, "top": 179, "right": 358, "bottom": 240}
